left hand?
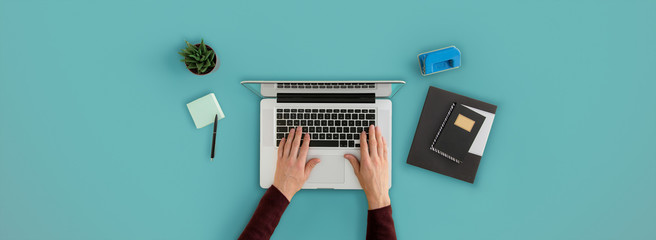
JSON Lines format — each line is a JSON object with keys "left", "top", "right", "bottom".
{"left": 273, "top": 126, "right": 321, "bottom": 201}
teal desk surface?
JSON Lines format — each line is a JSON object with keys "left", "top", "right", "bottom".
{"left": 1, "top": 0, "right": 655, "bottom": 239}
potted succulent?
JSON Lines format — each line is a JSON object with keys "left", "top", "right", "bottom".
{"left": 179, "top": 39, "right": 218, "bottom": 75}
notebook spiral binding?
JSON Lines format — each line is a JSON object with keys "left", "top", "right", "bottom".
{"left": 429, "top": 102, "right": 462, "bottom": 164}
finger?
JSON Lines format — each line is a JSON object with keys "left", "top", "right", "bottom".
{"left": 360, "top": 131, "right": 370, "bottom": 159}
{"left": 368, "top": 125, "right": 378, "bottom": 158}
{"left": 283, "top": 128, "right": 295, "bottom": 159}
{"left": 290, "top": 126, "right": 303, "bottom": 158}
{"left": 344, "top": 154, "right": 361, "bottom": 176}
{"left": 297, "top": 133, "right": 311, "bottom": 165}
{"left": 277, "top": 137, "right": 285, "bottom": 159}
{"left": 382, "top": 136, "right": 388, "bottom": 161}
{"left": 304, "top": 158, "right": 321, "bottom": 177}
{"left": 376, "top": 126, "right": 384, "bottom": 158}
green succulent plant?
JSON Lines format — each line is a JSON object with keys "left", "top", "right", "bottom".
{"left": 179, "top": 39, "right": 216, "bottom": 74}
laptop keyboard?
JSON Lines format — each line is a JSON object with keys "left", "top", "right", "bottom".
{"left": 276, "top": 82, "right": 376, "bottom": 89}
{"left": 276, "top": 108, "right": 376, "bottom": 148}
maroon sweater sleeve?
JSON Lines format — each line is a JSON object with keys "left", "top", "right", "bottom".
{"left": 367, "top": 205, "right": 397, "bottom": 240}
{"left": 238, "top": 186, "right": 289, "bottom": 240}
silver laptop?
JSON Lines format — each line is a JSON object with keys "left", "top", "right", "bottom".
{"left": 242, "top": 80, "right": 405, "bottom": 189}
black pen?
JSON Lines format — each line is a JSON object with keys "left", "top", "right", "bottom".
{"left": 211, "top": 114, "right": 218, "bottom": 161}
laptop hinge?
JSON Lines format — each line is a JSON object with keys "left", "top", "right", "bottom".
{"left": 277, "top": 93, "right": 375, "bottom": 103}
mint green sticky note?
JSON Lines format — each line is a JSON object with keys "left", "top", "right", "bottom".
{"left": 187, "top": 93, "right": 225, "bottom": 129}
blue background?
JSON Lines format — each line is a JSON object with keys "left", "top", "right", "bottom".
{"left": 1, "top": 0, "right": 655, "bottom": 239}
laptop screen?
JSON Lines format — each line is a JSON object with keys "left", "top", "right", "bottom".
{"left": 241, "top": 80, "right": 405, "bottom": 98}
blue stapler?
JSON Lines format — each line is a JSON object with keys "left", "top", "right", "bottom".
{"left": 418, "top": 46, "right": 461, "bottom": 76}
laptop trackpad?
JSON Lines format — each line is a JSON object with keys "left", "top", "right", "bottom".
{"left": 306, "top": 155, "right": 345, "bottom": 183}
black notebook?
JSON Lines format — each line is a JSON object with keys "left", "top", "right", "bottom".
{"left": 407, "top": 86, "right": 497, "bottom": 183}
{"left": 430, "top": 103, "right": 486, "bottom": 164}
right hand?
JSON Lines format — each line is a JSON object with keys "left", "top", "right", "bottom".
{"left": 344, "top": 125, "right": 391, "bottom": 210}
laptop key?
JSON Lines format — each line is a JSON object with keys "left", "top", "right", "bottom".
{"left": 340, "top": 141, "right": 347, "bottom": 147}
{"left": 366, "top": 114, "right": 375, "bottom": 119}
{"left": 349, "top": 141, "right": 355, "bottom": 147}
{"left": 277, "top": 113, "right": 283, "bottom": 119}
{"left": 309, "top": 140, "right": 339, "bottom": 147}
{"left": 277, "top": 120, "right": 286, "bottom": 125}
{"left": 277, "top": 133, "right": 284, "bottom": 139}
{"left": 277, "top": 127, "right": 287, "bottom": 132}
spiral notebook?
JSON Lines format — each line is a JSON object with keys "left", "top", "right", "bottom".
{"left": 430, "top": 103, "right": 486, "bottom": 164}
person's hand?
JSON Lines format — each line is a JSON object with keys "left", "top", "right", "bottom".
{"left": 344, "top": 125, "right": 391, "bottom": 210}
{"left": 273, "top": 126, "right": 321, "bottom": 201}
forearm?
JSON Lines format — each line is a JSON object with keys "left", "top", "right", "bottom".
{"left": 238, "top": 186, "right": 290, "bottom": 240}
{"left": 367, "top": 205, "right": 397, "bottom": 240}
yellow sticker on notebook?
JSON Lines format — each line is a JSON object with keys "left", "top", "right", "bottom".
{"left": 454, "top": 114, "right": 475, "bottom": 132}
